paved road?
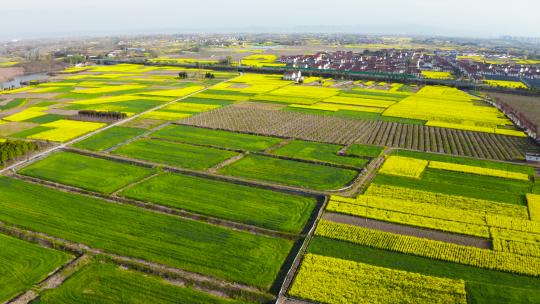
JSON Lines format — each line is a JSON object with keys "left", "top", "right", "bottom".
{"left": 0, "top": 77, "right": 236, "bottom": 175}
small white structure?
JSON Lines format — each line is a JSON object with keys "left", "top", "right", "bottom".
{"left": 283, "top": 70, "right": 303, "bottom": 82}
{"left": 526, "top": 153, "right": 540, "bottom": 163}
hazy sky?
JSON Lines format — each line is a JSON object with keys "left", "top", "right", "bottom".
{"left": 1, "top": 0, "right": 539, "bottom": 40}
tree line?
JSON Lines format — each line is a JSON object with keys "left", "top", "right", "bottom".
{"left": 0, "top": 140, "right": 40, "bottom": 166}
{"left": 79, "top": 110, "right": 127, "bottom": 120}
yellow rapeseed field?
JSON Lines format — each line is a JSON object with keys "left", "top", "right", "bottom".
{"left": 421, "top": 71, "right": 453, "bottom": 79}
{"left": 140, "top": 111, "right": 192, "bottom": 121}
{"left": 28, "top": 120, "right": 106, "bottom": 142}
{"left": 73, "top": 84, "right": 147, "bottom": 94}
{"left": 2, "top": 107, "right": 47, "bottom": 122}
{"left": 484, "top": 80, "right": 528, "bottom": 89}
{"left": 322, "top": 95, "right": 395, "bottom": 108}
{"left": 382, "top": 86, "right": 523, "bottom": 136}
{"left": 528, "top": 194, "right": 540, "bottom": 222}
{"left": 429, "top": 161, "right": 530, "bottom": 181}
{"left": 139, "top": 86, "right": 204, "bottom": 98}
{"left": 378, "top": 156, "right": 428, "bottom": 178}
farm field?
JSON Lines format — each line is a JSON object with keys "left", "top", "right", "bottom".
{"left": 0, "top": 234, "right": 71, "bottom": 302}
{"left": 35, "top": 261, "right": 251, "bottom": 304}
{"left": 484, "top": 80, "right": 528, "bottom": 89}
{"left": 307, "top": 237, "right": 540, "bottom": 304}
{"left": 72, "top": 126, "right": 147, "bottom": 151}
{"left": 152, "top": 124, "right": 282, "bottom": 151}
{"left": 488, "top": 92, "right": 540, "bottom": 128}
{"left": 19, "top": 151, "right": 155, "bottom": 194}
{"left": 289, "top": 253, "right": 467, "bottom": 304}
{"left": 112, "top": 138, "right": 239, "bottom": 170}
{"left": 272, "top": 140, "right": 369, "bottom": 167}
{"left": 0, "top": 64, "right": 236, "bottom": 143}
{"left": 2, "top": 64, "right": 540, "bottom": 303}
{"left": 0, "top": 177, "right": 293, "bottom": 289}
{"left": 121, "top": 172, "right": 317, "bottom": 233}
{"left": 219, "top": 154, "right": 358, "bottom": 191}
{"left": 182, "top": 105, "right": 536, "bottom": 161}
{"left": 287, "top": 143, "right": 540, "bottom": 303}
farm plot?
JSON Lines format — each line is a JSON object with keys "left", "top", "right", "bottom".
{"left": 0, "top": 177, "right": 293, "bottom": 289}
{"left": 26, "top": 120, "right": 106, "bottom": 142}
{"left": 315, "top": 220, "right": 540, "bottom": 276}
{"left": 382, "top": 86, "right": 525, "bottom": 137}
{"left": 308, "top": 237, "right": 540, "bottom": 304}
{"left": 121, "top": 172, "right": 317, "bottom": 233}
{"left": 272, "top": 140, "right": 368, "bottom": 167}
{"left": 288, "top": 253, "right": 467, "bottom": 304}
{"left": 0, "top": 233, "right": 72, "bottom": 302}
{"left": 488, "top": 93, "right": 540, "bottom": 129}
{"left": 35, "top": 261, "right": 250, "bottom": 304}
{"left": 219, "top": 154, "right": 358, "bottom": 191}
{"left": 345, "top": 143, "right": 384, "bottom": 158}
{"left": 112, "top": 139, "right": 239, "bottom": 170}
{"left": 181, "top": 105, "right": 538, "bottom": 160}
{"left": 373, "top": 150, "right": 534, "bottom": 206}
{"left": 153, "top": 124, "right": 281, "bottom": 151}
{"left": 19, "top": 151, "right": 154, "bottom": 194}
{"left": 73, "top": 126, "right": 147, "bottom": 151}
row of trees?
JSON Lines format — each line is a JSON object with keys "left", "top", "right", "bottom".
{"left": 178, "top": 72, "right": 215, "bottom": 79}
{"left": 0, "top": 140, "right": 40, "bottom": 166}
{"left": 78, "top": 110, "right": 127, "bottom": 120}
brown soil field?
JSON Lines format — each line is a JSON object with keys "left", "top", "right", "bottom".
{"left": 488, "top": 92, "right": 540, "bottom": 127}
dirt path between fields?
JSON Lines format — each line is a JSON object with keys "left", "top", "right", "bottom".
{"left": 103, "top": 121, "right": 172, "bottom": 153}
{"left": 8, "top": 254, "right": 93, "bottom": 304}
{"left": 208, "top": 152, "right": 247, "bottom": 173}
{"left": 323, "top": 212, "right": 492, "bottom": 249}
{"left": 275, "top": 197, "right": 329, "bottom": 304}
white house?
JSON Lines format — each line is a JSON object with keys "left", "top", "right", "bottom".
{"left": 525, "top": 153, "right": 540, "bottom": 163}
{"left": 283, "top": 70, "right": 303, "bottom": 82}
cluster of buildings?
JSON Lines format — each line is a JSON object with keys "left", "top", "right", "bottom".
{"left": 455, "top": 58, "right": 540, "bottom": 81}
{"left": 279, "top": 50, "right": 422, "bottom": 74}
{"left": 279, "top": 50, "right": 540, "bottom": 82}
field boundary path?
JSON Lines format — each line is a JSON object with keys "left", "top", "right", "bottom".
{"left": 8, "top": 254, "right": 93, "bottom": 304}
{"left": 275, "top": 197, "right": 329, "bottom": 304}
{"left": 0, "top": 76, "right": 240, "bottom": 175}
{"left": 208, "top": 152, "right": 248, "bottom": 174}
{"left": 334, "top": 147, "right": 391, "bottom": 197}
{"left": 103, "top": 121, "right": 173, "bottom": 153}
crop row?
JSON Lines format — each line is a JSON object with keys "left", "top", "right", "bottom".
{"left": 365, "top": 184, "right": 528, "bottom": 218}
{"left": 288, "top": 253, "right": 467, "bottom": 304}
{"left": 428, "top": 161, "right": 530, "bottom": 181}
{"left": 329, "top": 195, "right": 540, "bottom": 244}
{"left": 315, "top": 220, "right": 540, "bottom": 276}
{"left": 331, "top": 195, "right": 487, "bottom": 225}
{"left": 326, "top": 200, "right": 489, "bottom": 237}
{"left": 528, "top": 194, "right": 540, "bottom": 221}
{"left": 493, "top": 239, "right": 540, "bottom": 258}
{"left": 180, "top": 106, "right": 535, "bottom": 160}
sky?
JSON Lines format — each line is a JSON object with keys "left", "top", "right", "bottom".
{"left": 1, "top": 0, "right": 539, "bottom": 40}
